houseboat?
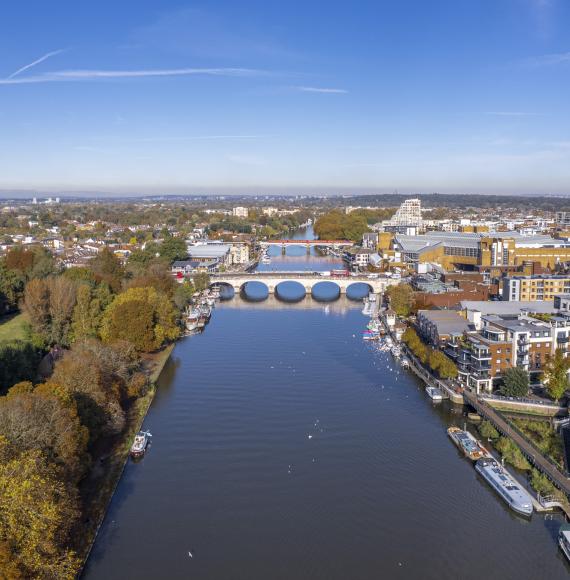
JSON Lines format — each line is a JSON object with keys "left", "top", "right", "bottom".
{"left": 475, "top": 457, "right": 533, "bottom": 517}
{"left": 130, "top": 430, "right": 152, "bottom": 458}
{"left": 447, "top": 426, "right": 490, "bottom": 461}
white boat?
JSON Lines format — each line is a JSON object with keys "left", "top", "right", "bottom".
{"left": 261, "top": 256, "right": 271, "bottom": 264}
{"left": 185, "top": 307, "right": 202, "bottom": 332}
{"left": 368, "top": 293, "right": 377, "bottom": 303}
{"left": 130, "top": 430, "right": 152, "bottom": 458}
{"left": 559, "top": 524, "right": 570, "bottom": 562}
{"left": 426, "top": 386, "right": 443, "bottom": 401}
{"left": 391, "top": 345, "right": 401, "bottom": 358}
{"left": 475, "top": 457, "right": 533, "bottom": 517}
{"left": 400, "top": 357, "right": 410, "bottom": 369}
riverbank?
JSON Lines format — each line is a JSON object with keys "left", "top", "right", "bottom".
{"left": 77, "top": 342, "right": 175, "bottom": 573}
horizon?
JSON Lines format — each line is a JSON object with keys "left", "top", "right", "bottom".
{"left": 1, "top": 0, "right": 570, "bottom": 194}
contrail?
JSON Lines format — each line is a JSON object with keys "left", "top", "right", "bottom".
{"left": 8, "top": 49, "right": 65, "bottom": 79}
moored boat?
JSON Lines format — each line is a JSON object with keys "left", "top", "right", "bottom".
{"left": 447, "top": 426, "right": 490, "bottom": 461}
{"left": 475, "top": 457, "right": 533, "bottom": 517}
{"left": 426, "top": 386, "right": 443, "bottom": 401}
{"left": 130, "top": 430, "right": 152, "bottom": 458}
{"left": 559, "top": 524, "right": 570, "bottom": 562}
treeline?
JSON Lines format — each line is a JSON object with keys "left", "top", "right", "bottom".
{"left": 402, "top": 328, "right": 458, "bottom": 379}
{"left": 0, "top": 245, "right": 191, "bottom": 577}
{"left": 314, "top": 210, "right": 372, "bottom": 242}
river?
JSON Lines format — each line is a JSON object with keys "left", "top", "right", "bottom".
{"left": 84, "top": 228, "right": 569, "bottom": 579}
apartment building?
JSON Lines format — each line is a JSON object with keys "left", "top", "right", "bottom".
{"left": 502, "top": 275, "right": 570, "bottom": 301}
{"left": 232, "top": 206, "right": 249, "bottom": 218}
{"left": 447, "top": 312, "right": 570, "bottom": 393}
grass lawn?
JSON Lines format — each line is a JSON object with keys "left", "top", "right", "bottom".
{"left": 0, "top": 313, "right": 29, "bottom": 344}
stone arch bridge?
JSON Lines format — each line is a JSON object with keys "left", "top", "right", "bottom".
{"left": 210, "top": 272, "right": 396, "bottom": 295}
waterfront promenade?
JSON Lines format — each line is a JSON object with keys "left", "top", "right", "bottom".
{"left": 463, "top": 390, "right": 570, "bottom": 496}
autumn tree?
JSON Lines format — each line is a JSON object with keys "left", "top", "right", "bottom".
{"left": 70, "top": 282, "right": 112, "bottom": 342}
{"left": 0, "top": 382, "right": 89, "bottom": 481}
{"left": 543, "top": 348, "right": 570, "bottom": 402}
{"left": 52, "top": 340, "right": 139, "bottom": 441}
{"left": 126, "top": 260, "right": 176, "bottom": 297}
{"left": 428, "top": 349, "right": 458, "bottom": 379}
{"left": 88, "top": 247, "right": 124, "bottom": 292}
{"left": 0, "top": 438, "right": 80, "bottom": 578}
{"left": 100, "top": 287, "right": 180, "bottom": 352}
{"left": 385, "top": 283, "right": 415, "bottom": 317}
{"left": 314, "top": 210, "right": 370, "bottom": 242}
{"left": 23, "top": 277, "right": 77, "bottom": 346}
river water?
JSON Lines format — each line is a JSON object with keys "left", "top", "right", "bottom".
{"left": 84, "top": 228, "right": 569, "bottom": 579}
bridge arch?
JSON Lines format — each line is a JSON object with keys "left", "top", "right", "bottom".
{"left": 346, "top": 281, "right": 374, "bottom": 297}
{"left": 310, "top": 280, "right": 341, "bottom": 301}
{"left": 274, "top": 280, "right": 307, "bottom": 302}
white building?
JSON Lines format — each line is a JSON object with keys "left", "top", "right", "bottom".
{"left": 229, "top": 243, "right": 250, "bottom": 265}
{"left": 232, "top": 207, "right": 249, "bottom": 218}
{"left": 389, "top": 198, "right": 423, "bottom": 227}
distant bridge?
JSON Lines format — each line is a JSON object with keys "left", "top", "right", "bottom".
{"left": 259, "top": 239, "right": 353, "bottom": 252}
{"left": 210, "top": 272, "right": 396, "bottom": 295}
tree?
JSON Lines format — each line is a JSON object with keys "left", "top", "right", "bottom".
{"left": 0, "top": 438, "right": 80, "bottom": 578}
{"left": 385, "top": 284, "right": 415, "bottom": 317}
{"left": 100, "top": 287, "right": 180, "bottom": 352}
{"left": 173, "top": 281, "right": 195, "bottom": 311}
{"left": 88, "top": 248, "right": 124, "bottom": 292}
{"left": 542, "top": 348, "right": 570, "bottom": 402}
{"left": 428, "top": 349, "right": 458, "bottom": 379}
{"left": 52, "top": 340, "right": 139, "bottom": 441}
{"left": 126, "top": 261, "right": 176, "bottom": 297}
{"left": 0, "top": 341, "right": 42, "bottom": 393}
{"left": 314, "top": 210, "right": 370, "bottom": 242}
{"left": 23, "top": 277, "right": 77, "bottom": 347}
{"left": 478, "top": 420, "right": 499, "bottom": 441}
{"left": 70, "top": 282, "right": 112, "bottom": 342}
{"left": 159, "top": 237, "right": 188, "bottom": 263}
{"left": 193, "top": 272, "right": 211, "bottom": 292}
{"left": 495, "top": 437, "right": 531, "bottom": 471}
{"left": 0, "top": 382, "right": 89, "bottom": 481}
{"left": 500, "top": 367, "right": 530, "bottom": 398}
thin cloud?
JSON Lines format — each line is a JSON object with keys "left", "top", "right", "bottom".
{"left": 7, "top": 49, "right": 65, "bottom": 79}
{"left": 522, "top": 51, "right": 570, "bottom": 66}
{"left": 0, "top": 67, "right": 266, "bottom": 85}
{"left": 484, "top": 111, "right": 538, "bottom": 117}
{"left": 295, "top": 86, "right": 348, "bottom": 94}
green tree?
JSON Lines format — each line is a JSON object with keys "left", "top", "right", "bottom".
{"left": 0, "top": 341, "right": 42, "bottom": 393}
{"left": 478, "top": 420, "right": 499, "bottom": 441}
{"left": 173, "top": 281, "right": 195, "bottom": 311}
{"left": 542, "top": 348, "right": 570, "bottom": 402}
{"left": 495, "top": 437, "right": 531, "bottom": 471}
{"left": 193, "top": 272, "right": 211, "bottom": 292}
{"left": 500, "top": 367, "right": 529, "bottom": 397}
{"left": 159, "top": 237, "right": 188, "bottom": 263}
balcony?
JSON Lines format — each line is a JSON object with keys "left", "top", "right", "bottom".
{"left": 471, "top": 350, "right": 491, "bottom": 360}
{"left": 558, "top": 336, "right": 569, "bottom": 344}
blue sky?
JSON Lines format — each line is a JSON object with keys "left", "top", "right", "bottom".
{"left": 1, "top": 0, "right": 569, "bottom": 195}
